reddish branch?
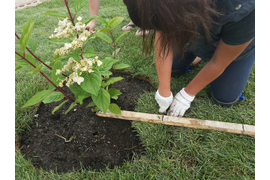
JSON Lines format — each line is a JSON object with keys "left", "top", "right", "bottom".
{"left": 15, "top": 33, "right": 68, "bottom": 77}
{"left": 15, "top": 33, "right": 52, "bottom": 70}
{"left": 15, "top": 0, "right": 97, "bottom": 109}
{"left": 15, "top": 51, "right": 74, "bottom": 102}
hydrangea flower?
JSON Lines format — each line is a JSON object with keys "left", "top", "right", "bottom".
{"left": 50, "top": 17, "right": 100, "bottom": 87}
{"left": 73, "top": 76, "right": 84, "bottom": 85}
{"left": 54, "top": 30, "right": 93, "bottom": 55}
{"left": 56, "top": 69, "right": 62, "bottom": 75}
{"left": 77, "top": 16, "right": 82, "bottom": 21}
{"left": 96, "top": 60, "right": 103, "bottom": 66}
{"left": 56, "top": 56, "right": 103, "bottom": 87}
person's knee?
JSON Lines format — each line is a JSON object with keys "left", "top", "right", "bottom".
{"left": 210, "top": 90, "right": 240, "bottom": 107}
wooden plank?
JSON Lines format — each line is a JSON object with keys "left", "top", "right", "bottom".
{"left": 96, "top": 110, "right": 255, "bottom": 136}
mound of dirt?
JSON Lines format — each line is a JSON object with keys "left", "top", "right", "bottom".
{"left": 19, "top": 73, "right": 156, "bottom": 173}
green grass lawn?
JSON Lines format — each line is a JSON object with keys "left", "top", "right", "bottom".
{"left": 15, "top": 0, "right": 255, "bottom": 179}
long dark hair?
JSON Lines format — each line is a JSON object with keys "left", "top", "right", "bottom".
{"left": 136, "top": 0, "right": 222, "bottom": 57}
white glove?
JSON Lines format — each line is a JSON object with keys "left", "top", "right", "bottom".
{"left": 167, "top": 88, "right": 195, "bottom": 117}
{"left": 155, "top": 90, "right": 173, "bottom": 114}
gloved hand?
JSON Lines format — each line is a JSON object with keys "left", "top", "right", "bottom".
{"left": 167, "top": 88, "right": 195, "bottom": 117}
{"left": 155, "top": 90, "right": 173, "bottom": 114}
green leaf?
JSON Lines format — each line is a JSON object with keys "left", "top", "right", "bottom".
{"left": 27, "top": 38, "right": 37, "bottom": 53}
{"left": 99, "top": 27, "right": 111, "bottom": 33}
{"left": 83, "top": 46, "right": 96, "bottom": 57}
{"left": 100, "top": 70, "right": 112, "bottom": 76}
{"left": 113, "top": 63, "right": 130, "bottom": 70}
{"left": 15, "top": 53, "right": 36, "bottom": 69}
{"left": 107, "top": 18, "right": 118, "bottom": 27}
{"left": 112, "top": 48, "right": 121, "bottom": 57}
{"left": 92, "top": 106, "right": 100, "bottom": 112}
{"left": 72, "top": 48, "right": 81, "bottom": 62}
{"left": 16, "top": 60, "right": 32, "bottom": 69}
{"left": 69, "top": 83, "right": 89, "bottom": 96}
{"left": 43, "top": 11, "right": 67, "bottom": 18}
{"left": 52, "top": 100, "right": 68, "bottom": 114}
{"left": 109, "top": 103, "right": 121, "bottom": 115}
{"left": 110, "top": 17, "right": 124, "bottom": 29}
{"left": 102, "top": 77, "right": 124, "bottom": 88}
{"left": 83, "top": 53, "right": 96, "bottom": 58}
{"left": 50, "top": 58, "right": 61, "bottom": 67}
{"left": 65, "top": 103, "right": 76, "bottom": 114}
{"left": 76, "top": 95, "right": 86, "bottom": 105}
{"left": 80, "top": 69, "right": 102, "bottom": 96}
{"left": 25, "top": 54, "right": 37, "bottom": 66}
{"left": 71, "top": 0, "right": 88, "bottom": 13}
{"left": 84, "top": 47, "right": 95, "bottom": 54}
{"left": 22, "top": 90, "right": 52, "bottom": 108}
{"left": 95, "top": 16, "right": 108, "bottom": 26}
{"left": 98, "top": 59, "right": 120, "bottom": 72}
{"left": 81, "top": 15, "right": 98, "bottom": 25}
{"left": 52, "top": 60, "right": 63, "bottom": 85}
{"left": 43, "top": 92, "right": 65, "bottom": 104}
{"left": 48, "top": 83, "right": 56, "bottom": 91}
{"left": 20, "top": 19, "right": 35, "bottom": 51}
{"left": 95, "top": 32, "right": 113, "bottom": 44}
{"left": 115, "top": 31, "right": 130, "bottom": 44}
{"left": 87, "top": 101, "right": 95, "bottom": 107}
{"left": 108, "top": 88, "right": 122, "bottom": 100}
{"left": 106, "top": 19, "right": 111, "bottom": 24}
{"left": 92, "top": 89, "right": 110, "bottom": 114}
{"left": 26, "top": 64, "right": 43, "bottom": 75}
{"left": 51, "top": 54, "right": 71, "bottom": 66}
{"left": 15, "top": 65, "right": 22, "bottom": 71}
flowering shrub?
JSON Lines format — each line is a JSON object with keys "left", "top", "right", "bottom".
{"left": 15, "top": 0, "right": 130, "bottom": 115}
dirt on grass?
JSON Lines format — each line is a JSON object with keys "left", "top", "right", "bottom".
{"left": 19, "top": 73, "right": 156, "bottom": 173}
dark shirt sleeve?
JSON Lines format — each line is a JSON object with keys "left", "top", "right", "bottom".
{"left": 123, "top": 0, "right": 141, "bottom": 27}
{"left": 221, "top": 9, "right": 255, "bottom": 45}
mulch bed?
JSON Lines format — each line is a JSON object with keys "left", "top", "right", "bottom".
{"left": 19, "top": 73, "right": 156, "bottom": 173}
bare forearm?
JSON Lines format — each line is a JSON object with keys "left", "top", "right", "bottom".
{"left": 185, "top": 38, "right": 253, "bottom": 97}
{"left": 185, "top": 60, "right": 225, "bottom": 96}
{"left": 155, "top": 31, "right": 173, "bottom": 97}
{"left": 89, "top": 0, "right": 100, "bottom": 19}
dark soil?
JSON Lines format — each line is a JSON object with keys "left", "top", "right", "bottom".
{"left": 19, "top": 73, "right": 156, "bottom": 173}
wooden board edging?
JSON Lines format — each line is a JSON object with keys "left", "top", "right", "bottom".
{"left": 96, "top": 110, "right": 255, "bottom": 136}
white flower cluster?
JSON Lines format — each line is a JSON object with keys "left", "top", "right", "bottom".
{"left": 57, "top": 56, "right": 103, "bottom": 87}
{"left": 50, "top": 16, "right": 86, "bottom": 39}
{"left": 54, "top": 30, "right": 91, "bottom": 55}
{"left": 50, "top": 16, "right": 95, "bottom": 55}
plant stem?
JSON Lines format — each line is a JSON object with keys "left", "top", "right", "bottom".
{"left": 15, "top": 51, "right": 73, "bottom": 102}
{"left": 64, "top": 0, "right": 75, "bottom": 27}
{"left": 109, "top": 30, "right": 117, "bottom": 59}
{"left": 15, "top": 33, "right": 68, "bottom": 77}
{"left": 15, "top": 33, "right": 52, "bottom": 71}
{"left": 63, "top": 0, "right": 79, "bottom": 41}
{"left": 16, "top": 51, "right": 94, "bottom": 109}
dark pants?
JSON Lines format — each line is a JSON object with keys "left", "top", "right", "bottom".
{"left": 172, "top": 52, "right": 255, "bottom": 106}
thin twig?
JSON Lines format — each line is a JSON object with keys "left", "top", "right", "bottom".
{"left": 55, "top": 134, "right": 75, "bottom": 143}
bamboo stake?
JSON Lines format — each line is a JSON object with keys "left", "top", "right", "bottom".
{"left": 96, "top": 110, "right": 255, "bottom": 136}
